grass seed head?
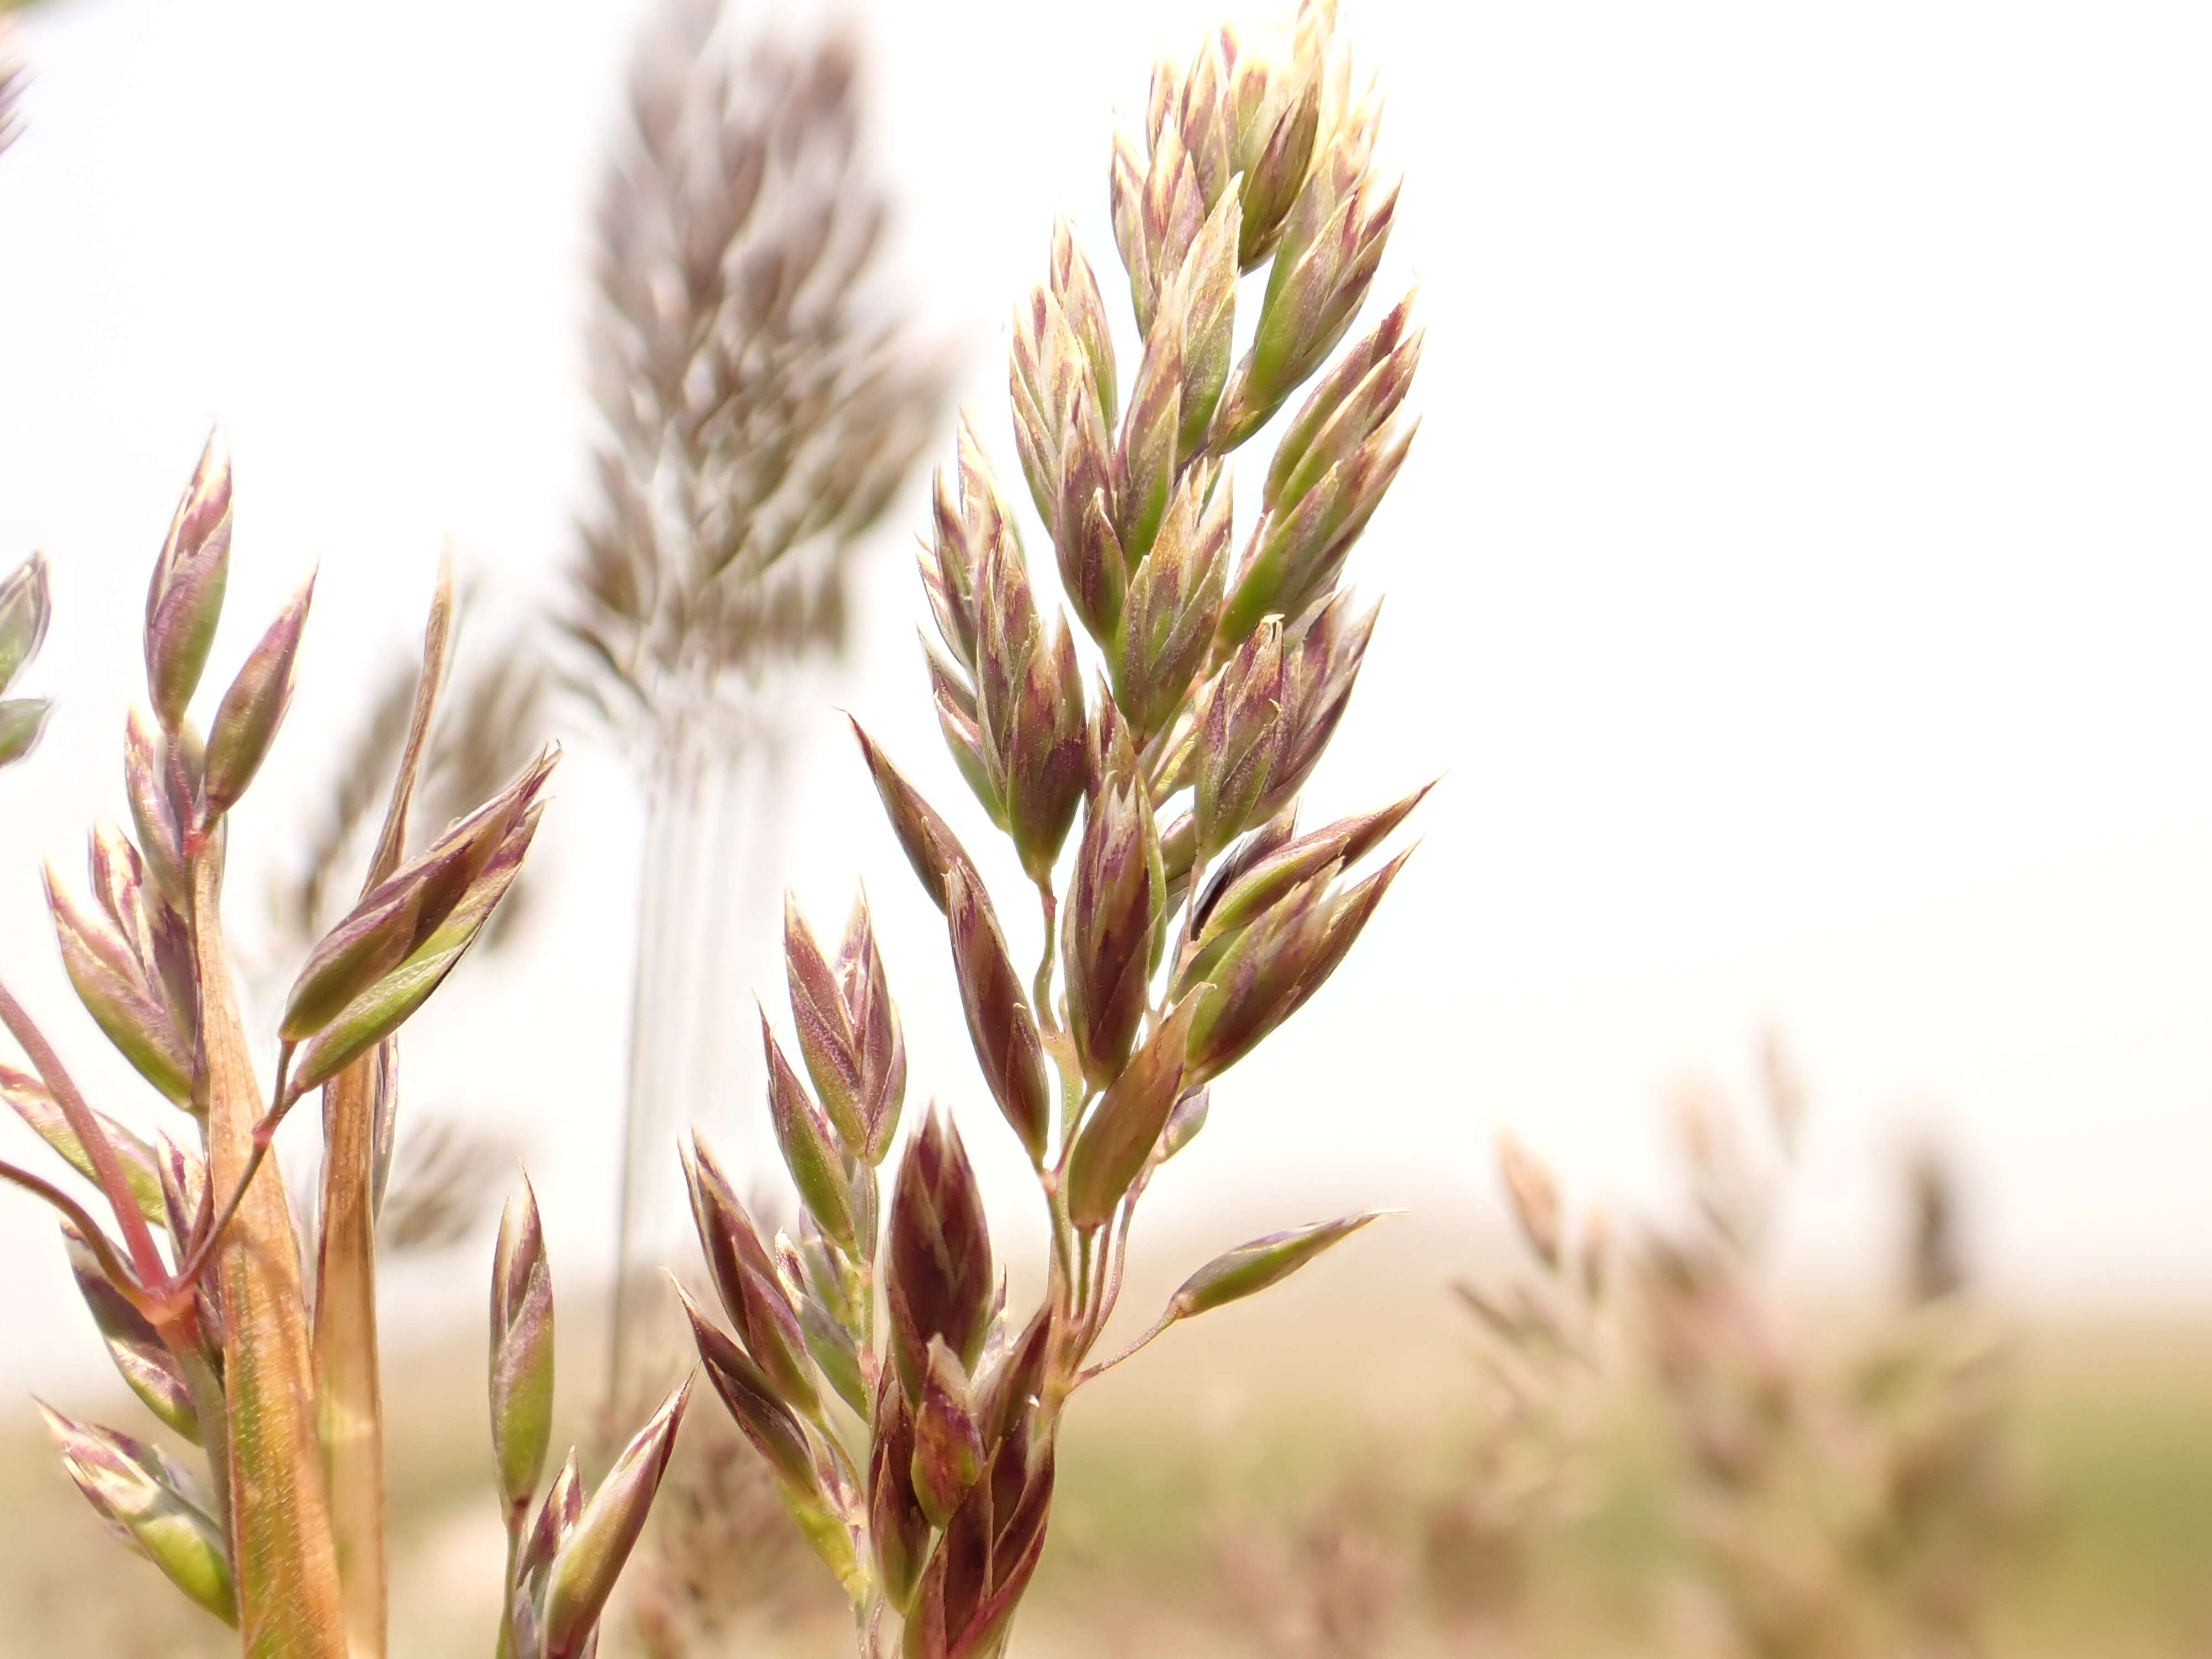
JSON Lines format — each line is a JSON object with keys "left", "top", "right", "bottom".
{"left": 681, "top": 6, "right": 1419, "bottom": 1650}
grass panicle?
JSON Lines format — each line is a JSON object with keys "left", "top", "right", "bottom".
{"left": 0, "top": 441, "right": 684, "bottom": 1659}
{"left": 676, "top": 2, "right": 1426, "bottom": 1653}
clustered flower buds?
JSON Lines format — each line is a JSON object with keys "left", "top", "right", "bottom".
{"left": 281, "top": 748, "right": 554, "bottom": 1095}
{"left": 497, "top": 1178, "right": 690, "bottom": 1659}
{"left": 39, "top": 1402, "right": 237, "bottom": 1625}
{"left": 920, "top": 425, "right": 1087, "bottom": 881}
{"left": 684, "top": 4, "right": 1426, "bottom": 1654}
{"left": 0, "top": 438, "right": 682, "bottom": 1657}
{"left": 44, "top": 838, "right": 199, "bottom": 1107}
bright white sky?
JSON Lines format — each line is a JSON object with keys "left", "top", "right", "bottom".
{"left": 3, "top": 0, "right": 2211, "bottom": 1391}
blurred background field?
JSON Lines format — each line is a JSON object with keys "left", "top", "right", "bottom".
{"left": 4, "top": 1224, "right": 2212, "bottom": 1657}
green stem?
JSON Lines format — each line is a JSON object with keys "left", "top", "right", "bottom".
{"left": 165, "top": 1045, "right": 300, "bottom": 1303}
{"left": 1080, "top": 1193, "right": 1143, "bottom": 1361}
{"left": 1076, "top": 1306, "right": 1180, "bottom": 1388}
{"left": 189, "top": 839, "right": 348, "bottom": 1657}
{"left": 493, "top": 1503, "right": 525, "bottom": 1659}
{"left": 1167, "top": 850, "right": 1213, "bottom": 1000}
{"left": 1031, "top": 879, "right": 1058, "bottom": 1025}
{"left": 174, "top": 1340, "right": 233, "bottom": 1535}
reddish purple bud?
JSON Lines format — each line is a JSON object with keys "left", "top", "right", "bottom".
{"left": 1009, "top": 260, "right": 1117, "bottom": 611}
{"left": 144, "top": 430, "right": 232, "bottom": 731}
{"left": 281, "top": 746, "right": 557, "bottom": 1044}
{"left": 491, "top": 1176, "right": 556, "bottom": 1510}
{"left": 45, "top": 864, "right": 193, "bottom": 1106}
{"left": 288, "top": 779, "right": 549, "bottom": 1095}
{"left": 123, "top": 707, "right": 190, "bottom": 907}
{"left": 680, "top": 1288, "right": 818, "bottom": 1493}
{"left": 1108, "top": 133, "right": 1153, "bottom": 329}
{"left": 1063, "top": 700, "right": 1166, "bottom": 1087}
{"left": 201, "top": 571, "right": 312, "bottom": 818}
{"left": 2, "top": 1064, "right": 169, "bottom": 1231}
{"left": 1112, "top": 468, "right": 1232, "bottom": 741}
{"left": 1157, "top": 1086, "right": 1211, "bottom": 1165}
{"left": 835, "top": 896, "right": 909, "bottom": 1161}
{"left": 682, "top": 1136, "right": 778, "bottom": 1322}
{"left": 1131, "top": 115, "right": 1208, "bottom": 337}
{"left": 973, "top": 1305, "right": 1052, "bottom": 1448}
{"left": 851, "top": 720, "right": 982, "bottom": 916}
{"left": 541, "top": 1379, "right": 691, "bottom": 1659}
{"left": 1172, "top": 192, "right": 1242, "bottom": 460}
{"left": 1003, "top": 620, "right": 1087, "bottom": 882}
{"left": 966, "top": 518, "right": 1050, "bottom": 842}
{"left": 158, "top": 1134, "right": 223, "bottom": 1347}
{"left": 695, "top": 1151, "right": 821, "bottom": 1418}
{"left": 1051, "top": 217, "right": 1118, "bottom": 425}
{"left": 1218, "top": 170, "right": 1400, "bottom": 448}
{"left": 1171, "top": 1211, "right": 1389, "bottom": 1319}
{"left": 1165, "top": 42, "right": 1232, "bottom": 205}
{"left": 1237, "top": 81, "right": 1322, "bottom": 267}
{"left": 1055, "top": 406, "right": 1124, "bottom": 643}
{"left": 1264, "top": 294, "right": 1421, "bottom": 517}
{"left": 38, "top": 1402, "right": 236, "bottom": 1625}
{"left": 1185, "top": 848, "right": 1412, "bottom": 1081}
{"left": 785, "top": 896, "right": 867, "bottom": 1150}
{"left": 910, "top": 1338, "right": 985, "bottom": 1528}
{"left": 87, "top": 825, "right": 154, "bottom": 965}
{"left": 62, "top": 1223, "right": 199, "bottom": 1443}
{"left": 1221, "top": 414, "right": 1415, "bottom": 643}
{"left": 902, "top": 1432, "right": 1056, "bottom": 1659}
{"left": 869, "top": 1381, "right": 931, "bottom": 1614}
{"left": 86, "top": 825, "right": 193, "bottom": 1053}
{"left": 921, "top": 418, "right": 1014, "bottom": 680}
{"left": 1115, "top": 286, "right": 1185, "bottom": 567}
{"left": 926, "top": 637, "right": 1003, "bottom": 827}
{"left": 1194, "top": 619, "right": 1285, "bottom": 857}
{"left": 1198, "top": 784, "right": 1431, "bottom": 945}
{"left": 1065, "top": 994, "right": 1200, "bottom": 1229}
{"left": 1191, "top": 805, "right": 1300, "bottom": 934}
{"left": 885, "top": 1106, "right": 995, "bottom": 1403}
{"left": 943, "top": 870, "right": 1051, "bottom": 1165}
{"left": 1008, "top": 302, "right": 1061, "bottom": 533}
{"left": 761, "top": 1010, "right": 859, "bottom": 1255}
{"left": 1256, "top": 593, "right": 1379, "bottom": 819}
{"left": 923, "top": 422, "right": 1039, "bottom": 831}
{"left": 517, "top": 1451, "right": 583, "bottom": 1593}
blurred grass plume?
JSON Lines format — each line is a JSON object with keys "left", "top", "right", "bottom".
{"left": 571, "top": 0, "right": 950, "bottom": 1418}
